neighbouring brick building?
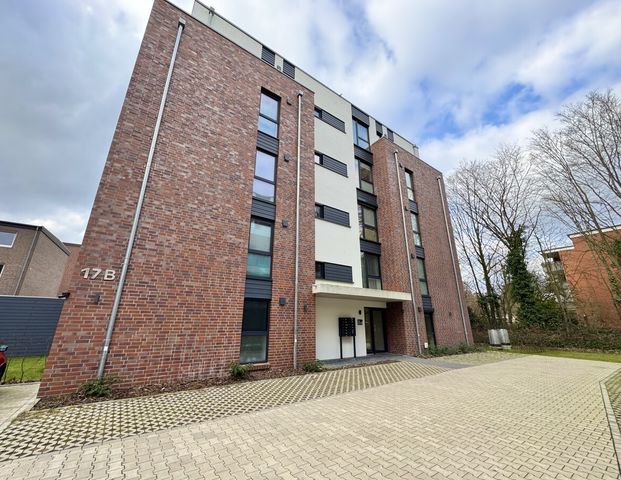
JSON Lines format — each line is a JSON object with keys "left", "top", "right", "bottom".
{"left": 0, "top": 220, "right": 71, "bottom": 297}
{"left": 40, "top": 0, "right": 472, "bottom": 396}
{"left": 543, "top": 226, "right": 621, "bottom": 326}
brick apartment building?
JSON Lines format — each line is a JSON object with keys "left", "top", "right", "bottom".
{"left": 543, "top": 226, "right": 621, "bottom": 326}
{"left": 40, "top": 0, "right": 472, "bottom": 396}
{"left": 0, "top": 220, "right": 71, "bottom": 297}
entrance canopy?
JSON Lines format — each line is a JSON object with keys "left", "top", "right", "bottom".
{"left": 312, "top": 283, "right": 411, "bottom": 303}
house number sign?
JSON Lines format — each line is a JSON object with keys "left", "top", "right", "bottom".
{"left": 80, "top": 268, "right": 116, "bottom": 281}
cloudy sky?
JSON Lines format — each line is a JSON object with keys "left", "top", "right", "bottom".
{"left": 1, "top": 0, "right": 621, "bottom": 243}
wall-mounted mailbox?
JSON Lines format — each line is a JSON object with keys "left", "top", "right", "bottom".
{"left": 338, "top": 317, "right": 356, "bottom": 359}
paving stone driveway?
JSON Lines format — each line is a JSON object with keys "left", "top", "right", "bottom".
{"left": 0, "top": 354, "right": 618, "bottom": 479}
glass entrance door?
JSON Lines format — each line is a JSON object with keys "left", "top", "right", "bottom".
{"left": 364, "top": 308, "right": 386, "bottom": 354}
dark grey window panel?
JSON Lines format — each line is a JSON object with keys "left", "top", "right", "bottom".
{"left": 386, "top": 128, "right": 394, "bottom": 141}
{"left": 251, "top": 198, "right": 276, "bottom": 220}
{"left": 261, "top": 46, "right": 275, "bottom": 66}
{"left": 257, "top": 131, "right": 279, "bottom": 155}
{"left": 357, "top": 189, "right": 378, "bottom": 207}
{"left": 283, "top": 59, "right": 295, "bottom": 79}
{"left": 324, "top": 262, "right": 353, "bottom": 283}
{"left": 0, "top": 296, "right": 64, "bottom": 356}
{"left": 375, "top": 121, "right": 383, "bottom": 137}
{"left": 245, "top": 278, "right": 273, "bottom": 299}
{"left": 321, "top": 154, "right": 348, "bottom": 177}
{"left": 408, "top": 199, "right": 418, "bottom": 213}
{"left": 317, "top": 109, "right": 346, "bottom": 132}
{"left": 360, "top": 239, "right": 381, "bottom": 255}
{"left": 415, "top": 246, "right": 425, "bottom": 258}
{"left": 322, "top": 205, "right": 350, "bottom": 227}
{"left": 422, "top": 296, "right": 434, "bottom": 312}
{"left": 351, "top": 105, "right": 369, "bottom": 125}
{"left": 354, "top": 145, "right": 373, "bottom": 164}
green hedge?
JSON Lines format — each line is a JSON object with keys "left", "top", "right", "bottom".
{"left": 475, "top": 326, "right": 621, "bottom": 351}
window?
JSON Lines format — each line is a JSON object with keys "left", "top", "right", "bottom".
{"left": 247, "top": 219, "right": 273, "bottom": 278}
{"left": 315, "top": 262, "right": 325, "bottom": 279}
{"left": 240, "top": 299, "right": 269, "bottom": 363}
{"left": 417, "top": 258, "right": 429, "bottom": 296}
{"left": 358, "top": 205, "right": 378, "bottom": 242}
{"left": 315, "top": 204, "right": 324, "bottom": 219}
{"left": 357, "top": 160, "right": 374, "bottom": 194}
{"left": 314, "top": 107, "right": 322, "bottom": 119}
{"left": 0, "top": 231, "right": 16, "bottom": 248}
{"left": 0, "top": 264, "right": 4, "bottom": 278}
{"left": 352, "top": 118, "right": 369, "bottom": 149}
{"left": 361, "top": 252, "right": 382, "bottom": 289}
{"left": 252, "top": 150, "right": 276, "bottom": 203}
{"left": 411, "top": 212, "right": 422, "bottom": 246}
{"left": 314, "top": 152, "right": 322, "bottom": 165}
{"left": 257, "top": 92, "right": 279, "bottom": 138}
{"left": 405, "top": 170, "right": 415, "bottom": 201}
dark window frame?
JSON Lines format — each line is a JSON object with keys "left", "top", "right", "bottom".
{"left": 315, "top": 262, "right": 326, "bottom": 279}
{"left": 246, "top": 217, "right": 274, "bottom": 280}
{"left": 410, "top": 212, "right": 422, "bottom": 247}
{"left": 358, "top": 204, "right": 379, "bottom": 243}
{"left": 240, "top": 298, "right": 270, "bottom": 364}
{"left": 417, "top": 258, "right": 429, "bottom": 296}
{"left": 361, "top": 252, "right": 382, "bottom": 289}
{"left": 356, "top": 159, "right": 374, "bottom": 194}
{"left": 258, "top": 90, "right": 280, "bottom": 139}
{"left": 352, "top": 118, "right": 369, "bottom": 149}
{"left": 405, "top": 169, "right": 415, "bottom": 201}
{"left": 252, "top": 148, "right": 278, "bottom": 204}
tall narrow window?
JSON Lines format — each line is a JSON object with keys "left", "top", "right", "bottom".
{"left": 358, "top": 205, "right": 378, "bottom": 242}
{"left": 0, "top": 264, "right": 4, "bottom": 278}
{"left": 352, "top": 119, "right": 369, "bottom": 149}
{"left": 247, "top": 219, "right": 273, "bottom": 278}
{"left": 417, "top": 258, "right": 429, "bottom": 296}
{"left": 258, "top": 92, "right": 279, "bottom": 138}
{"left": 405, "top": 170, "right": 415, "bottom": 201}
{"left": 361, "top": 252, "right": 382, "bottom": 289}
{"left": 357, "top": 160, "right": 374, "bottom": 194}
{"left": 252, "top": 150, "right": 276, "bottom": 203}
{"left": 240, "top": 299, "right": 269, "bottom": 363}
{"left": 411, "top": 212, "right": 422, "bottom": 246}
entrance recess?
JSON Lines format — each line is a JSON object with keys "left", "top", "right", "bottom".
{"left": 364, "top": 308, "right": 386, "bottom": 354}
{"left": 424, "top": 312, "right": 436, "bottom": 349}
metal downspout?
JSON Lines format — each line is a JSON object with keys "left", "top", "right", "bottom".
{"left": 437, "top": 176, "right": 469, "bottom": 345}
{"left": 393, "top": 151, "right": 422, "bottom": 354}
{"left": 96, "top": 18, "right": 186, "bottom": 379}
{"left": 293, "top": 91, "right": 303, "bottom": 370}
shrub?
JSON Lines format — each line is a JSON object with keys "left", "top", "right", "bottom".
{"left": 229, "top": 362, "right": 249, "bottom": 380}
{"left": 302, "top": 360, "right": 323, "bottom": 372}
{"left": 428, "top": 343, "right": 481, "bottom": 357}
{"left": 78, "top": 376, "right": 116, "bottom": 397}
{"left": 509, "top": 325, "right": 621, "bottom": 351}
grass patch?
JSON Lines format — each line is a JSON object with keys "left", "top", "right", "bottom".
{"left": 2, "top": 356, "right": 47, "bottom": 383}
{"left": 508, "top": 347, "right": 621, "bottom": 363}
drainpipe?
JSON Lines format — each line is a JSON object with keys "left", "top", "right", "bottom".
{"left": 394, "top": 151, "right": 422, "bottom": 354}
{"left": 293, "top": 91, "right": 303, "bottom": 370}
{"left": 96, "top": 18, "right": 186, "bottom": 379}
{"left": 437, "top": 176, "right": 469, "bottom": 345}
{"left": 15, "top": 226, "right": 41, "bottom": 295}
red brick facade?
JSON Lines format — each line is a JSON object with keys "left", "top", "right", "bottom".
{"left": 372, "top": 140, "right": 472, "bottom": 353}
{"left": 559, "top": 231, "right": 621, "bottom": 326}
{"left": 40, "top": 0, "right": 315, "bottom": 396}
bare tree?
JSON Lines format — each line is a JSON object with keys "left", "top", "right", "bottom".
{"left": 532, "top": 90, "right": 621, "bottom": 318}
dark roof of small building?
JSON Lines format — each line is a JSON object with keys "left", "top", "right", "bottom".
{"left": 0, "top": 220, "right": 70, "bottom": 255}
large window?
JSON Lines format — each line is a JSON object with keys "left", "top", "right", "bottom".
{"left": 361, "top": 252, "right": 382, "bottom": 289}
{"left": 357, "top": 160, "right": 374, "bottom": 194}
{"left": 405, "top": 170, "right": 415, "bottom": 201}
{"left": 352, "top": 118, "right": 369, "bottom": 149}
{"left": 411, "top": 212, "right": 422, "bottom": 246}
{"left": 247, "top": 219, "right": 273, "bottom": 278}
{"left": 358, "top": 205, "right": 378, "bottom": 242}
{"left": 257, "top": 92, "right": 279, "bottom": 138}
{"left": 240, "top": 299, "right": 269, "bottom": 363}
{"left": 417, "top": 258, "right": 429, "bottom": 296}
{"left": 252, "top": 150, "right": 276, "bottom": 203}
{"left": 0, "top": 231, "right": 16, "bottom": 248}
